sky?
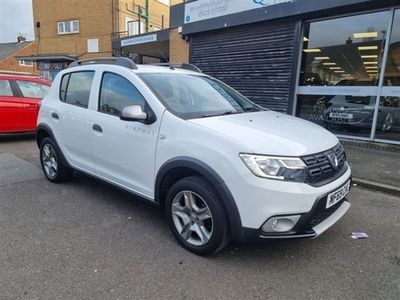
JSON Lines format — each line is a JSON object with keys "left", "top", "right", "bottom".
{"left": 0, "top": 0, "right": 34, "bottom": 43}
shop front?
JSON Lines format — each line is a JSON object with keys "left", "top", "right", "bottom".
{"left": 172, "top": 0, "right": 400, "bottom": 144}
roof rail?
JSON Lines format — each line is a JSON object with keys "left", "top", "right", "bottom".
{"left": 68, "top": 57, "right": 138, "bottom": 69}
{"left": 151, "top": 63, "right": 202, "bottom": 73}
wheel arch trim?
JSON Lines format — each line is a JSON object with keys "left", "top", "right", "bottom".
{"left": 155, "top": 157, "right": 244, "bottom": 241}
{"left": 36, "top": 123, "right": 70, "bottom": 167}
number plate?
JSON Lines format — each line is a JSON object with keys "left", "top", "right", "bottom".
{"left": 326, "top": 181, "right": 350, "bottom": 209}
{"left": 329, "top": 112, "right": 354, "bottom": 119}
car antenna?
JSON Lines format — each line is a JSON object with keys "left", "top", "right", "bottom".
{"left": 158, "top": 50, "right": 174, "bottom": 70}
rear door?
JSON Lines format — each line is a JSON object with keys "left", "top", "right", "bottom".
{"left": 0, "top": 79, "right": 23, "bottom": 133}
{"left": 56, "top": 71, "right": 95, "bottom": 172}
{"left": 15, "top": 80, "right": 50, "bottom": 131}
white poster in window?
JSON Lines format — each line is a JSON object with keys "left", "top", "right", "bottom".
{"left": 87, "top": 39, "right": 99, "bottom": 53}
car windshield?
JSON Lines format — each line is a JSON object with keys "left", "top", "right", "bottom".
{"left": 139, "top": 73, "right": 262, "bottom": 119}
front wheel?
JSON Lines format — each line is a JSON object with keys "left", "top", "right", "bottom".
{"left": 40, "top": 137, "right": 73, "bottom": 183}
{"left": 165, "top": 176, "right": 230, "bottom": 255}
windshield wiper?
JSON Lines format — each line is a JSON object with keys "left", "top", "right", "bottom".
{"left": 244, "top": 106, "right": 264, "bottom": 112}
{"left": 199, "top": 110, "right": 240, "bottom": 118}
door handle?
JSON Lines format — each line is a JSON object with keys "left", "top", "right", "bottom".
{"left": 92, "top": 124, "right": 103, "bottom": 133}
{"left": 51, "top": 112, "right": 59, "bottom": 120}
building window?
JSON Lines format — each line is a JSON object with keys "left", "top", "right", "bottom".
{"left": 19, "top": 59, "right": 33, "bottom": 67}
{"left": 126, "top": 18, "right": 145, "bottom": 36}
{"left": 296, "top": 9, "right": 400, "bottom": 143}
{"left": 156, "top": 0, "right": 169, "bottom": 5}
{"left": 57, "top": 20, "right": 79, "bottom": 35}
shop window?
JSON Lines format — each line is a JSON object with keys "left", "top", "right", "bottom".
{"left": 296, "top": 10, "right": 400, "bottom": 143}
{"left": 377, "top": 9, "right": 400, "bottom": 141}
{"left": 58, "top": 20, "right": 79, "bottom": 35}
{"left": 296, "top": 94, "right": 375, "bottom": 138}
{"left": 300, "top": 11, "right": 391, "bottom": 87}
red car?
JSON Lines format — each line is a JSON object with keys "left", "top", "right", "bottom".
{"left": 0, "top": 74, "right": 50, "bottom": 133}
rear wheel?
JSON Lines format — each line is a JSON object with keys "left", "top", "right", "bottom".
{"left": 40, "top": 137, "right": 72, "bottom": 182}
{"left": 382, "top": 113, "right": 393, "bottom": 132}
{"left": 165, "top": 176, "right": 230, "bottom": 255}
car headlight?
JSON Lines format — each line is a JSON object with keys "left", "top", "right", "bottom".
{"left": 239, "top": 154, "right": 307, "bottom": 182}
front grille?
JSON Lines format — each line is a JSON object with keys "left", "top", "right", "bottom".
{"left": 305, "top": 200, "right": 343, "bottom": 230}
{"left": 302, "top": 144, "right": 347, "bottom": 186}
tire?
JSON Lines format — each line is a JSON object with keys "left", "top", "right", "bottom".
{"left": 382, "top": 113, "right": 393, "bottom": 132}
{"left": 40, "top": 137, "right": 73, "bottom": 183}
{"left": 165, "top": 176, "right": 230, "bottom": 255}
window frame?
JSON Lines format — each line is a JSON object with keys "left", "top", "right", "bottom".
{"left": 57, "top": 20, "right": 80, "bottom": 35}
{"left": 59, "top": 71, "right": 95, "bottom": 109}
{"left": 98, "top": 71, "right": 149, "bottom": 117}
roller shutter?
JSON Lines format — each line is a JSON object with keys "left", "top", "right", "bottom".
{"left": 190, "top": 20, "right": 297, "bottom": 113}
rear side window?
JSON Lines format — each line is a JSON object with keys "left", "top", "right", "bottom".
{"left": 60, "top": 71, "right": 94, "bottom": 108}
{"left": 99, "top": 72, "right": 145, "bottom": 116}
{"left": 16, "top": 80, "right": 49, "bottom": 99}
{"left": 0, "top": 80, "right": 13, "bottom": 96}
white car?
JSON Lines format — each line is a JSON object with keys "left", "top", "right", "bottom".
{"left": 36, "top": 58, "right": 351, "bottom": 255}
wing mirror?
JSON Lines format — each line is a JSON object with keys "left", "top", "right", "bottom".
{"left": 120, "top": 105, "right": 147, "bottom": 122}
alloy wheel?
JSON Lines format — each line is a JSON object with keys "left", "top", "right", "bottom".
{"left": 171, "top": 191, "right": 213, "bottom": 246}
{"left": 382, "top": 113, "right": 393, "bottom": 132}
{"left": 42, "top": 144, "right": 58, "bottom": 179}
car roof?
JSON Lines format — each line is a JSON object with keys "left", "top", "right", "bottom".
{"left": 0, "top": 73, "right": 50, "bottom": 85}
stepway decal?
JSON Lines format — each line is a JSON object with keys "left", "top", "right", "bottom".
{"left": 184, "top": 0, "right": 293, "bottom": 24}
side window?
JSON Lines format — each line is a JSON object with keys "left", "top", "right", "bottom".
{"left": 0, "top": 80, "right": 14, "bottom": 96}
{"left": 99, "top": 72, "right": 146, "bottom": 116}
{"left": 60, "top": 73, "right": 70, "bottom": 102}
{"left": 62, "top": 71, "right": 94, "bottom": 108}
{"left": 16, "top": 80, "right": 50, "bottom": 99}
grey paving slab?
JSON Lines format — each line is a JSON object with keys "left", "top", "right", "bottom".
{"left": 345, "top": 145, "right": 400, "bottom": 188}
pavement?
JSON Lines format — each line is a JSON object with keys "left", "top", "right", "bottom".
{"left": 343, "top": 143, "right": 400, "bottom": 195}
{"left": 0, "top": 135, "right": 400, "bottom": 299}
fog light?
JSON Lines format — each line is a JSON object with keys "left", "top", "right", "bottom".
{"left": 262, "top": 215, "right": 301, "bottom": 233}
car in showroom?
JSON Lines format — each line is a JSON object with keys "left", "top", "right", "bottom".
{"left": 36, "top": 58, "right": 352, "bottom": 255}
{"left": 323, "top": 94, "right": 400, "bottom": 133}
{"left": 0, "top": 73, "right": 50, "bottom": 133}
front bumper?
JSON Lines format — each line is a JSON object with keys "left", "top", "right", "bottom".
{"left": 225, "top": 166, "right": 352, "bottom": 242}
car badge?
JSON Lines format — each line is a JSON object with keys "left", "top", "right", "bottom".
{"left": 327, "top": 152, "right": 339, "bottom": 169}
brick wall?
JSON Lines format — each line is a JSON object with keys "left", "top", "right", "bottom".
{"left": 0, "top": 43, "right": 38, "bottom": 74}
{"left": 118, "top": 0, "right": 170, "bottom": 35}
{"left": 169, "top": 28, "right": 189, "bottom": 63}
{"left": 33, "top": 0, "right": 114, "bottom": 58}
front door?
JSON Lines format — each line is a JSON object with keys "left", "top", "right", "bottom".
{"left": 90, "top": 72, "right": 160, "bottom": 199}
{"left": 0, "top": 79, "right": 23, "bottom": 133}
